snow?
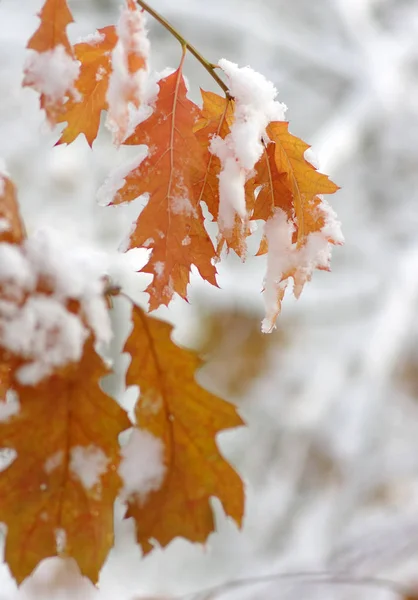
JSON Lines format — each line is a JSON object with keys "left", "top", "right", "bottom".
{"left": 96, "top": 148, "right": 148, "bottom": 206}
{"left": 77, "top": 31, "right": 105, "bottom": 46}
{"left": 154, "top": 261, "right": 164, "bottom": 278}
{"left": 0, "top": 390, "right": 20, "bottom": 422}
{"left": 170, "top": 195, "right": 197, "bottom": 217}
{"left": 1, "top": 0, "right": 418, "bottom": 598}
{"left": 0, "top": 229, "right": 113, "bottom": 384}
{"left": 44, "top": 450, "right": 64, "bottom": 474}
{"left": 210, "top": 59, "right": 287, "bottom": 232}
{"left": 261, "top": 208, "right": 337, "bottom": 333}
{"left": 55, "top": 528, "right": 67, "bottom": 553}
{"left": 0, "top": 218, "right": 10, "bottom": 232}
{"left": 70, "top": 445, "right": 109, "bottom": 490}
{"left": 23, "top": 45, "right": 80, "bottom": 108}
{"left": 106, "top": 3, "right": 150, "bottom": 145}
{"left": 118, "top": 428, "right": 165, "bottom": 502}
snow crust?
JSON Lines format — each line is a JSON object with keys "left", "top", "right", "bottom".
{"left": 23, "top": 45, "right": 80, "bottom": 106}
{"left": 0, "top": 228, "right": 112, "bottom": 385}
{"left": 118, "top": 428, "right": 165, "bottom": 502}
{"left": 44, "top": 450, "right": 64, "bottom": 474}
{"left": 0, "top": 390, "right": 20, "bottom": 422}
{"left": 106, "top": 4, "right": 150, "bottom": 145}
{"left": 262, "top": 206, "right": 343, "bottom": 333}
{"left": 211, "top": 59, "right": 287, "bottom": 231}
{"left": 70, "top": 445, "right": 109, "bottom": 490}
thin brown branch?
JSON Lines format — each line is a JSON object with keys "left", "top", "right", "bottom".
{"left": 136, "top": 0, "right": 231, "bottom": 97}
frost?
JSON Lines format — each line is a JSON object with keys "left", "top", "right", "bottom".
{"left": 23, "top": 45, "right": 80, "bottom": 105}
{"left": 96, "top": 65, "right": 107, "bottom": 81}
{"left": 70, "top": 445, "right": 109, "bottom": 490}
{"left": 44, "top": 450, "right": 64, "bottom": 474}
{"left": 170, "top": 195, "right": 197, "bottom": 217}
{"left": 119, "top": 428, "right": 165, "bottom": 502}
{"left": 55, "top": 528, "right": 67, "bottom": 553}
{"left": 211, "top": 59, "right": 287, "bottom": 232}
{"left": 106, "top": 3, "right": 150, "bottom": 145}
{"left": 154, "top": 261, "right": 164, "bottom": 278}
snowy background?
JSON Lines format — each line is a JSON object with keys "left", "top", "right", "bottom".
{"left": 1, "top": 0, "right": 418, "bottom": 598}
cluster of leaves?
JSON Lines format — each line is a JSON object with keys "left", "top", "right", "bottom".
{"left": 0, "top": 173, "right": 243, "bottom": 583}
{"left": 0, "top": 0, "right": 341, "bottom": 587}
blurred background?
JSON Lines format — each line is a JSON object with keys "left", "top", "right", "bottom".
{"left": 1, "top": 0, "right": 418, "bottom": 598}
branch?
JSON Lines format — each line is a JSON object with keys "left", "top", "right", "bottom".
{"left": 136, "top": 0, "right": 231, "bottom": 98}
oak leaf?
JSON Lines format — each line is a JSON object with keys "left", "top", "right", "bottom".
{"left": 123, "top": 305, "right": 244, "bottom": 552}
{"left": 254, "top": 122, "right": 341, "bottom": 331}
{"left": 109, "top": 55, "right": 217, "bottom": 310}
{"left": 23, "top": 0, "right": 78, "bottom": 125}
{"left": 256, "top": 122, "right": 339, "bottom": 244}
{"left": 56, "top": 26, "right": 118, "bottom": 146}
{"left": 0, "top": 339, "right": 130, "bottom": 583}
{"left": 25, "top": 0, "right": 73, "bottom": 54}
{"left": 194, "top": 90, "right": 254, "bottom": 258}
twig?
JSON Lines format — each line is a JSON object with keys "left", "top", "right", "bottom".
{"left": 136, "top": 0, "right": 231, "bottom": 97}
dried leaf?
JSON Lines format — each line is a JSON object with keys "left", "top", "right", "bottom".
{"left": 25, "top": 0, "right": 73, "bottom": 54}
{"left": 23, "top": 0, "right": 78, "bottom": 124}
{"left": 124, "top": 305, "right": 244, "bottom": 552}
{"left": 194, "top": 90, "right": 254, "bottom": 257}
{"left": 254, "top": 123, "right": 341, "bottom": 330}
{"left": 0, "top": 339, "right": 130, "bottom": 583}
{"left": 56, "top": 26, "right": 118, "bottom": 146}
{"left": 261, "top": 122, "right": 340, "bottom": 245}
{"left": 110, "top": 55, "right": 218, "bottom": 310}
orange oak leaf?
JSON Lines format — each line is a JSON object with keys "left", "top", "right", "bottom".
{"left": 123, "top": 305, "right": 244, "bottom": 552}
{"left": 0, "top": 171, "right": 26, "bottom": 244}
{"left": 253, "top": 123, "right": 341, "bottom": 331}
{"left": 194, "top": 90, "right": 254, "bottom": 258}
{"left": 259, "top": 122, "right": 340, "bottom": 245}
{"left": 109, "top": 52, "right": 217, "bottom": 310}
{"left": 56, "top": 26, "right": 118, "bottom": 146}
{"left": 23, "top": 0, "right": 79, "bottom": 125}
{"left": 194, "top": 90, "right": 234, "bottom": 221}
{"left": 25, "top": 0, "right": 73, "bottom": 54}
{"left": 0, "top": 339, "right": 130, "bottom": 583}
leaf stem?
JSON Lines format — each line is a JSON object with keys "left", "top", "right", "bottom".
{"left": 136, "top": 0, "right": 231, "bottom": 97}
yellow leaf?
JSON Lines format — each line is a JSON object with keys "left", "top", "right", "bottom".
{"left": 264, "top": 122, "right": 339, "bottom": 245}
{"left": 25, "top": 0, "right": 73, "bottom": 54}
{"left": 0, "top": 339, "right": 130, "bottom": 583}
{"left": 124, "top": 305, "right": 244, "bottom": 552}
{"left": 110, "top": 53, "right": 217, "bottom": 310}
